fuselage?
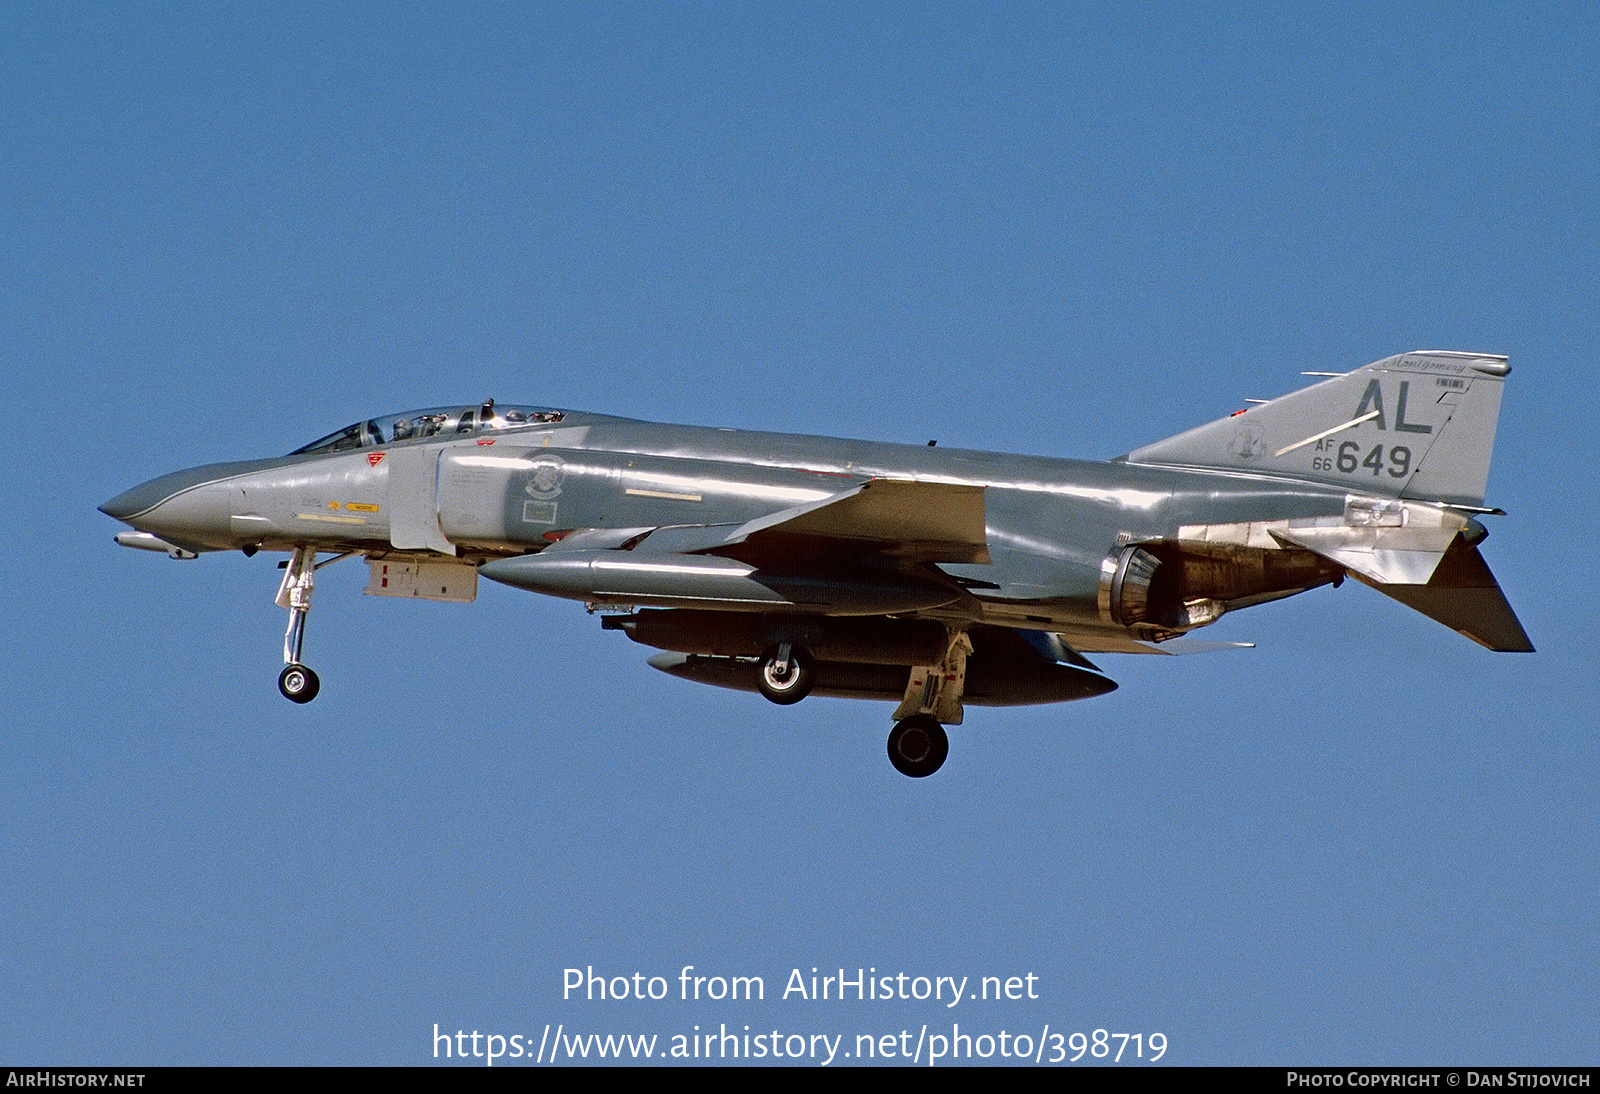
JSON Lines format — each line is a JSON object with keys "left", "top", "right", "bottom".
{"left": 96, "top": 354, "right": 1532, "bottom": 775}
{"left": 101, "top": 404, "right": 1354, "bottom": 652}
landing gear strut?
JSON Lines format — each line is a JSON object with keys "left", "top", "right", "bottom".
{"left": 887, "top": 715, "right": 948, "bottom": 778}
{"left": 884, "top": 626, "right": 971, "bottom": 777}
{"left": 275, "top": 545, "right": 321, "bottom": 703}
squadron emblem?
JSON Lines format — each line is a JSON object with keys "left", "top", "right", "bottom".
{"left": 1228, "top": 428, "right": 1265, "bottom": 460}
{"left": 525, "top": 454, "right": 567, "bottom": 500}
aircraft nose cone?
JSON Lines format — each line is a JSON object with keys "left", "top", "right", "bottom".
{"left": 97, "top": 461, "right": 264, "bottom": 551}
{"left": 100, "top": 459, "right": 276, "bottom": 528}
{"left": 99, "top": 487, "right": 146, "bottom": 523}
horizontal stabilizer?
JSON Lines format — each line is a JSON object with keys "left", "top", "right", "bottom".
{"left": 1135, "top": 638, "right": 1257, "bottom": 655}
{"left": 1352, "top": 535, "right": 1534, "bottom": 652}
{"left": 1272, "top": 501, "right": 1466, "bottom": 586}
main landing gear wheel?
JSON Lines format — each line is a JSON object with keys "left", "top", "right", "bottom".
{"left": 757, "top": 644, "right": 815, "bottom": 705}
{"left": 887, "top": 715, "right": 949, "bottom": 778}
{"left": 278, "top": 663, "right": 320, "bottom": 704}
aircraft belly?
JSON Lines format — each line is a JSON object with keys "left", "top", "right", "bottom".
{"left": 608, "top": 611, "right": 950, "bottom": 663}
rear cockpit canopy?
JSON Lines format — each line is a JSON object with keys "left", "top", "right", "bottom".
{"left": 290, "top": 401, "right": 566, "bottom": 455}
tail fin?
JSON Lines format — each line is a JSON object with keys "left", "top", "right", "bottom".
{"left": 1125, "top": 351, "right": 1511, "bottom": 508}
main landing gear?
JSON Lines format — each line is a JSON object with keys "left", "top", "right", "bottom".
{"left": 878, "top": 629, "right": 971, "bottom": 778}
{"left": 887, "top": 714, "right": 949, "bottom": 778}
{"left": 273, "top": 545, "right": 348, "bottom": 704}
{"left": 752, "top": 628, "right": 971, "bottom": 778}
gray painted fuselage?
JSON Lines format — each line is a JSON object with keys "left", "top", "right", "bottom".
{"left": 101, "top": 409, "right": 1353, "bottom": 650}
{"left": 99, "top": 350, "right": 1533, "bottom": 775}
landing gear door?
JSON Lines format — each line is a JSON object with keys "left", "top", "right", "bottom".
{"left": 387, "top": 446, "right": 455, "bottom": 555}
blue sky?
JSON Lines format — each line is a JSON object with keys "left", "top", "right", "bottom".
{"left": 4, "top": 1, "right": 1596, "bottom": 1066}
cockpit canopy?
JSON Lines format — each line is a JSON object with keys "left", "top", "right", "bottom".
{"left": 291, "top": 401, "right": 566, "bottom": 455}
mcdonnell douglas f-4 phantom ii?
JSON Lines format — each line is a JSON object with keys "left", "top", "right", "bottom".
{"left": 102, "top": 350, "right": 1532, "bottom": 777}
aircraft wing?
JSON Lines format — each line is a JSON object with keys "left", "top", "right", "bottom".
{"left": 534, "top": 477, "right": 990, "bottom": 564}
{"left": 712, "top": 478, "right": 990, "bottom": 565}
{"left": 481, "top": 478, "right": 989, "bottom": 615}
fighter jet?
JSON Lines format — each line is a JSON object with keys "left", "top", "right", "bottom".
{"left": 101, "top": 350, "right": 1532, "bottom": 777}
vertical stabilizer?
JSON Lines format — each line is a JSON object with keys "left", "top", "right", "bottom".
{"left": 1124, "top": 351, "right": 1512, "bottom": 508}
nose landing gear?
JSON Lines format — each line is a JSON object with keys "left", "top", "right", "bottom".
{"left": 278, "top": 662, "right": 320, "bottom": 703}
{"left": 274, "top": 545, "right": 332, "bottom": 703}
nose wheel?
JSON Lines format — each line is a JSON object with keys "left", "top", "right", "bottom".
{"left": 278, "top": 663, "right": 320, "bottom": 703}
{"left": 887, "top": 715, "right": 948, "bottom": 778}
